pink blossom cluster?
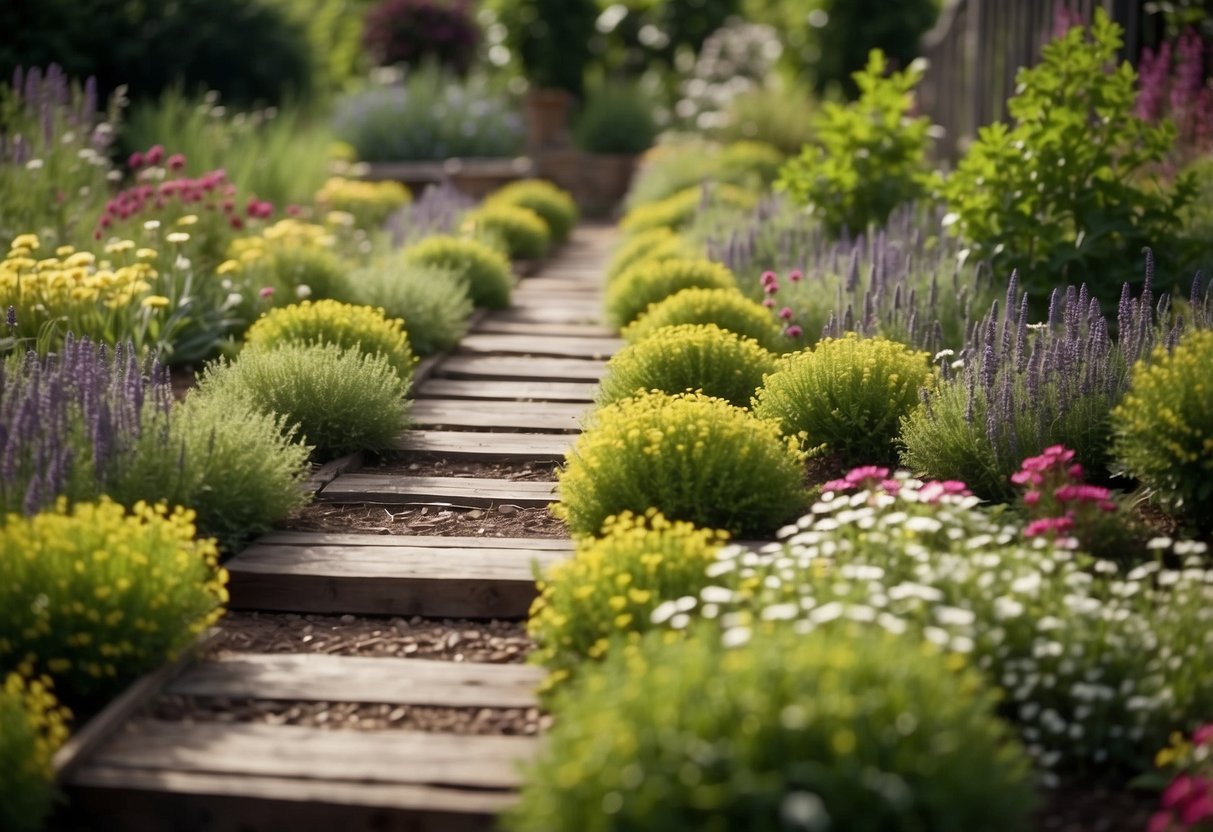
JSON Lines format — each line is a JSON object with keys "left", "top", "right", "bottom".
{"left": 822, "top": 465, "right": 970, "bottom": 504}
{"left": 1011, "top": 445, "right": 1116, "bottom": 546}
{"left": 758, "top": 269, "right": 804, "bottom": 339}
{"left": 1150, "top": 725, "right": 1213, "bottom": 832}
{"left": 1136, "top": 28, "right": 1213, "bottom": 157}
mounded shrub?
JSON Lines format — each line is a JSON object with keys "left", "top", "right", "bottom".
{"left": 401, "top": 234, "right": 513, "bottom": 309}
{"left": 342, "top": 260, "right": 474, "bottom": 355}
{"left": 461, "top": 203, "right": 551, "bottom": 260}
{"left": 556, "top": 391, "right": 806, "bottom": 537}
{"left": 487, "top": 179, "right": 578, "bottom": 244}
{"left": 0, "top": 674, "right": 70, "bottom": 832}
{"left": 717, "top": 139, "right": 785, "bottom": 186}
{"left": 244, "top": 299, "right": 417, "bottom": 385}
{"left": 0, "top": 498, "right": 228, "bottom": 707}
{"left": 597, "top": 324, "right": 777, "bottom": 408}
{"left": 1111, "top": 328, "right": 1213, "bottom": 528}
{"left": 199, "top": 342, "right": 410, "bottom": 460}
{"left": 256, "top": 243, "right": 353, "bottom": 302}
{"left": 605, "top": 227, "right": 693, "bottom": 283}
{"left": 529, "top": 510, "right": 727, "bottom": 690}
{"left": 619, "top": 182, "right": 758, "bottom": 237}
{"left": 507, "top": 624, "right": 1035, "bottom": 832}
{"left": 605, "top": 257, "right": 736, "bottom": 330}
{"left": 753, "top": 333, "right": 933, "bottom": 465}
{"left": 314, "top": 176, "right": 411, "bottom": 229}
{"left": 623, "top": 287, "right": 786, "bottom": 352}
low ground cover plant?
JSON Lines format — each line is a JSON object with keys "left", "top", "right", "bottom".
{"left": 401, "top": 234, "right": 512, "bottom": 308}
{"left": 605, "top": 257, "right": 736, "bottom": 329}
{"left": 0, "top": 673, "right": 70, "bottom": 832}
{"left": 340, "top": 259, "right": 473, "bottom": 355}
{"left": 622, "top": 287, "right": 786, "bottom": 352}
{"left": 605, "top": 227, "right": 694, "bottom": 284}
{"left": 461, "top": 203, "right": 550, "bottom": 261}
{"left": 486, "top": 180, "right": 578, "bottom": 245}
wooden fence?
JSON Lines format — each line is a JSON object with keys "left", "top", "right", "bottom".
{"left": 918, "top": 0, "right": 1162, "bottom": 161}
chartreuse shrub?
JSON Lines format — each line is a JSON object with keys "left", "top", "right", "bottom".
{"left": 528, "top": 510, "right": 727, "bottom": 691}
{"left": 606, "top": 258, "right": 736, "bottom": 329}
{"left": 199, "top": 343, "right": 410, "bottom": 460}
{"left": 753, "top": 334, "right": 933, "bottom": 466}
{"left": 619, "top": 183, "right": 759, "bottom": 238}
{"left": 605, "top": 227, "right": 693, "bottom": 283}
{"left": 341, "top": 260, "right": 474, "bottom": 356}
{"left": 0, "top": 673, "right": 70, "bottom": 832}
{"left": 461, "top": 203, "right": 551, "bottom": 261}
{"left": 401, "top": 234, "right": 513, "bottom": 309}
{"left": 507, "top": 624, "right": 1035, "bottom": 832}
{"left": 623, "top": 287, "right": 786, "bottom": 352}
{"left": 597, "top": 324, "right": 777, "bottom": 408}
{"left": 676, "top": 472, "right": 1213, "bottom": 774}
{"left": 487, "top": 180, "right": 578, "bottom": 245}
{"left": 717, "top": 140, "right": 785, "bottom": 187}
{"left": 314, "top": 176, "right": 411, "bottom": 229}
{"left": 556, "top": 391, "right": 806, "bottom": 537}
{"left": 0, "top": 498, "right": 228, "bottom": 707}
{"left": 244, "top": 299, "right": 417, "bottom": 385}
{"left": 1112, "top": 329, "right": 1213, "bottom": 528}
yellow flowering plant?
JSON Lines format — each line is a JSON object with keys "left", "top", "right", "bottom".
{"left": 401, "top": 234, "right": 513, "bottom": 309}
{"left": 604, "top": 226, "right": 694, "bottom": 283}
{"left": 314, "top": 176, "right": 411, "bottom": 230}
{"left": 221, "top": 218, "right": 354, "bottom": 318}
{"left": 605, "top": 257, "right": 736, "bottom": 330}
{"left": 618, "top": 182, "right": 759, "bottom": 238}
{"left": 623, "top": 287, "right": 787, "bottom": 352}
{"left": 485, "top": 179, "right": 578, "bottom": 245}
{"left": 461, "top": 202, "right": 551, "bottom": 261}
{"left": 0, "top": 673, "right": 71, "bottom": 832}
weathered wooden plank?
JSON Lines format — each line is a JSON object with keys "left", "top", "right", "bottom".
{"left": 513, "top": 276, "right": 602, "bottom": 291}
{"left": 487, "top": 305, "right": 602, "bottom": 325}
{"left": 392, "top": 429, "right": 573, "bottom": 461}
{"left": 474, "top": 318, "right": 616, "bottom": 338}
{"left": 437, "top": 355, "right": 606, "bottom": 382}
{"left": 320, "top": 474, "right": 558, "bottom": 507}
{"left": 168, "top": 654, "right": 543, "bottom": 708}
{"left": 230, "top": 543, "right": 562, "bottom": 578}
{"left": 251, "top": 531, "right": 572, "bottom": 551}
{"left": 411, "top": 399, "right": 584, "bottom": 432}
{"left": 416, "top": 378, "right": 597, "bottom": 402}
{"left": 458, "top": 333, "right": 621, "bottom": 360}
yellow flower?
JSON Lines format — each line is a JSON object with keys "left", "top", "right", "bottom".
{"left": 141, "top": 295, "right": 170, "bottom": 309}
{"left": 104, "top": 239, "right": 135, "bottom": 254}
{"left": 11, "top": 233, "right": 39, "bottom": 250}
{"left": 216, "top": 259, "right": 241, "bottom": 275}
{"left": 136, "top": 248, "right": 158, "bottom": 260}
{"left": 165, "top": 232, "right": 190, "bottom": 244}
{"left": 176, "top": 214, "right": 199, "bottom": 226}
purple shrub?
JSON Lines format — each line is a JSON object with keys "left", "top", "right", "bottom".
{"left": 362, "top": 0, "right": 481, "bottom": 74}
{"left": 387, "top": 179, "right": 476, "bottom": 247}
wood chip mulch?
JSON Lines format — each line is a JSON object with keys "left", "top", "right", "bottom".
{"left": 366, "top": 455, "right": 560, "bottom": 482}
{"left": 279, "top": 502, "right": 569, "bottom": 538}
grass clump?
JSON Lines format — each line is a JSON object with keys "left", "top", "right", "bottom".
{"left": 0, "top": 674, "right": 70, "bottom": 832}
{"left": 487, "top": 179, "right": 578, "bottom": 244}
{"left": 556, "top": 391, "right": 806, "bottom": 538}
{"left": 401, "top": 234, "right": 513, "bottom": 309}
{"left": 605, "top": 257, "right": 736, "bottom": 330}
{"left": 461, "top": 203, "right": 551, "bottom": 261}
{"left": 623, "top": 287, "right": 786, "bottom": 352}
{"left": 341, "top": 260, "right": 474, "bottom": 355}
{"left": 598, "top": 324, "right": 777, "bottom": 408}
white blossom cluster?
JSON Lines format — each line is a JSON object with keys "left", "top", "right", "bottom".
{"left": 675, "top": 19, "right": 783, "bottom": 129}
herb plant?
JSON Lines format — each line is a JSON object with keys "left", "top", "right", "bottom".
{"left": 622, "top": 287, "right": 786, "bottom": 352}
{"left": 605, "top": 257, "right": 736, "bottom": 329}
{"left": 400, "top": 235, "right": 513, "bottom": 308}
{"left": 461, "top": 203, "right": 551, "bottom": 261}
{"left": 0, "top": 674, "right": 70, "bottom": 832}
{"left": 340, "top": 260, "right": 473, "bottom": 355}
{"left": 486, "top": 180, "right": 578, "bottom": 245}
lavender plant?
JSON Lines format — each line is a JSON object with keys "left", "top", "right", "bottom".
{"left": 387, "top": 181, "right": 477, "bottom": 248}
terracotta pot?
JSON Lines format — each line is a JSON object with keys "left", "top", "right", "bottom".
{"left": 524, "top": 88, "right": 574, "bottom": 152}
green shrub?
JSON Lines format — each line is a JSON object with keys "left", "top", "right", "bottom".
{"left": 1112, "top": 329, "right": 1213, "bottom": 529}
{"left": 714, "top": 82, "right": 817, "bottom": 157}
{"left": 605, "top": 227, "right": 693, "bottom": 283}
{"left": 717, "top": 140, "right": 785, "bottom": 187}
{"left": 605, "top": 258, "right": 736, "bottom": 330}
{"left": 624, "top": 141, "right": 722, "bottom": 210}
{"left": 623, "top": 287, "right": 787, "bottom": 352}
{"left": 598, "top": 324, "right": 777, "bottom": 408}
{"left": 461, "top": 203, "right": 551, "bottom": 261}
{"left": 573, "top": 81, "right": 658, "bottom": 155}
{"left": 487, "top": 180, "right": 578, "bottom": 245}
{"left": 314, "top": 176, "right": 411, "bottom": 230}
{"left": 342, "top": 260, "right": 474, "bottom": 355}
{"left": 528, "top": 510, "right": 727, "bottom": 690}
{"left": 620, "top": 183, "right": 758, "bottom": 237}
{"left": 258, "top": 244, "right": 353, "bottom": 302}
{"left": 753, "top": 333, "right": 933, "bottom": 465}
{"left": 400, "top": 235, "right": 513, "bottom": 309}
{"left": 0, "top": 674, "right": 70, "bottom": 832}
{"left": 776, "top": 50, "right": 936, "bottom": 237}
{"left": 244, "top": 299, "right": 416, "bottom": 385}
{"left": 508, "top": 624, "right": 1034, "bottom": 832}
{"left": 556, "top": 391, "right": 806, "bottom": 537}
{"left": 199, "top": 342, "right": 410, "bottom": 460}
{"left": 0, "top": 498, "right": 228, "bottom": 708}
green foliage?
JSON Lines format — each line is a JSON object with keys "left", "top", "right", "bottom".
{"left": 199, "top": 342, "right": 410, "bottom": 460}
{"left": 262, "top": 0, "right": 372, "bottom": 92}
{"left": 753, "top": 333, "right": 934, "bottom": 465}
{"left": 941, "top": 10, "right": 1192, "bottom": 300}
{"left": 0, "top": 674, "right": 70, "bottom": 832}
{"left": 0, "top": 498, "right": 228, "bottom": 708}
{"left": 313, "top": 176, "right": 411, "bottom": 230}
{"left": 487, "top": 180, "right": 578, "bottom": 245}
{"left": 244, "top": 299, "right": 416, "bottom": 385}
{"left": 623, "top": 287, "right": 787, "bottom": 352}
{"left": 776, "top": 50, "right": 936, "bottom": 237}
{"left": 620, "top": 182, "right": 759, "bottom": 237}
{"left": 624, "top": 141, "right": 722, "bottom": 210}
{"left": 556, "top": 391, "right": 806, "bottom": 538}
{"left": 713, "top": 82, "right": 817, "bottom": 157}
{"left": 401, "top": 234, "right": 513, "bottom": 309}
{"left": 605, "top": 257, "right": 737, "bottom": 330}
{"left": 605, "top": 227, "right": 694, "bottom": 283}
{"left": 1112, "top": 329, "right": 1213, "bottom": 529}
{"left": 461, "top": 203, "right": 551, "bottom": 261}
{"left": 487, "top": 0, "right": 598, "bottom": 94}
{"left": 598, "top": 323, "right": 777, "bottom": 408}
{"left": 256, "top": 245, "right": 353, "bottom": 303}
{"left": 340, "top": 259, "right": 473, "bottom": 355}
{"left": 572, "top": 81, "right": 658, "bottom": 155}
{"left": 528, "top": 510, "right": 727, "bottom": 690}
{"left": 508, "top": 624, "right": 1034, "bottom": 832}
{"left": 717, "top": 140, "right": 785, "bottom": 188}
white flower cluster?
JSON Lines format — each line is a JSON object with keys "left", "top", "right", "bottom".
{"left": 674, "top": 19, "right": 783, "bottom": 128}
{"left": 652, "top": 475, "right": 1213, "bottom": 775}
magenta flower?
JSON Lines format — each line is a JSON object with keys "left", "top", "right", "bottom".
{"left": 258, "top": 286, "right": 275, "bottom": 299}
{"left": 787, "top": 269, "right": 802, "bottom": 282}
{"left": 785, "top": 325, "right": 803, "bottom": 338}
{"left": 778, "top": 306, "right": 794, "bottom": 320}
{"left": 128, "top": 150, "right": 144, "bottom": 169}
{"left": 145, "top": 144, "right": 165, "bottom": 166}
{"left": 167, "top": 153, "right": 186, "bottom": 171}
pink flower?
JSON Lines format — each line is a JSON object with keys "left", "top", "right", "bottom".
{"left": 1054, "top": 484, "right": 1112, "bottom": 504}
{"left": 785, "top": 325, "right": 803, "bottom": 338}
{"left": 1023, "top": 490, "right": 1041, "bottom": 506}
{"left": 1011, "top": 470, "right": 1042, "bottom": 486}
{"left": 845, "top": 466, "right": 890, "bottom": 484}
{"left": 145, "top": 144, "right": 165, "bottom": 166}
{"left": 258, "top": 286, "right": 275, "bottom": 299}
{"left": 286, "top": 203, "right": 302, "bottom": 217}
{"left": 821, "top": 478, "right": 852, "bottom": 493}
{"left": 787, "top": 269, "right": 803, "bottom": 282}
{"left": 1192, "top": 724, "right": 1213, "bottom": 746}
{"left": 167, "top": 153, "right": 186, "bottom": 171}
{"left": 1147, "top": 810, "right": 1173, "bottom": 832}
{"left": 762, "top": 298, "right": 776, "bottom": 309}
{"left": 1024, "top": 516, "right": 1075, "bottom": 537}
{"left": 230, "top": 216, "right": 244, "bottom": 230}
{"left": 760, "top": 270, "right": 777, "bottom": 286}
{"left": 1180, "top": 788, "right": 1213, "bottom": 825}
{"left": 764, "top": 284, "right": 778, "bottom": 295}
{"left": 918, "top": 480, "right": 972, "bottom": 503}
{"left": 128, "top": 150, "right": 144, "bottom": 169}
{"left": 778, "top": 306, "right": 794, "bottom": 320}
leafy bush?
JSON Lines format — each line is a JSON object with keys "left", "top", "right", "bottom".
{"left": 620, "top": 183, "right": 759, "bottom": 237}
{"left": 0, "top": 674, "right": 70, "bottom": 832}
{"left": 605, "top": 227, "right": 693, "bottom": 283}
{"left": 333, "top": 64, "right": 524, "bottom": 162}
{"left": 315, "top": 176, "right": 411, "bottom": 230}
{"left": 401, "top": 234, "right": 513, "bottom": 309}
{"left": 508, "top": 624, "right": 1034, "bottom": 832}
{"left": 341, "top": 259, "right": 473, "bottom": 355}
{"left": 487, "top": 180, "right": 578, "bottom": 245}
{"left": 753, "top": 333, "right": 933, "bottom": 465}
{"left": 624, "top": 141, "right": 722, "bottom": 210}
{"left": 362, "top": 0, "right": 480, "bottom": 73}
{"left": 941, "top": 10, "right": 1192, "bottom": 300}
{"left": 487, "top": 0, "right": 598, "bottom": 95}
{"left": 572, "top": 82, "right": 658, "bottom": 155}
{"left": 528, "top": 510, "right": 727, "bottom": 690}
{"left": 556, "top": 391, "right": 806, "bottom": 537}
{"left": 1112, "top": 328, "right": 1213, "bottom": 529}
{"left": 717, "top": 140, "right": 785, "bottom": 188}
{"left": 605, "top": 257, "right": 736, "bottom": 329}
{"left": 0, "top": 498, "right": 228, "bottom": 707}
{"left": 244, "top": 299, "right": 417, "bottom": 385}
{"left": 198, "top": 342, "right": 410, "bottom": 460}
{"left": 623, "top": 287, "right": 787, "bottom": 352}
{"left": 776, "top": 50, "right": 935, "bottom": 237}
{"left": 713, "top": 82, "right": 817, "bottom": 157}
{"left": 227, "top": 219, "right": 355, "bottom": 304}
{"left": 461, "top": 203, "right": 551, "bottom": 261}
{"left": 598, "top": 324, "right": 777, "bottom": 408}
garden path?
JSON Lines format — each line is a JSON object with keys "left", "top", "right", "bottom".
{"left": 56, "top": 224, "right": 619, "bottom": 831}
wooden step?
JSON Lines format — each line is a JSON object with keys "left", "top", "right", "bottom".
{"left": 320, "top": 474, "right": 558, "bottom": 508}
{"left": 411, "top": 399, "right": 585, "bottom": 433}
{"left": 169, "top": 654, "right": 543, "bottom": 709}
{"left": 227, "top": 537, "right": 565, "bottom": 617}
{"left": 474, "top": 319, "right": 616, "bottom": 338}
{"left": 416, "top": 378, "right": 596, "bottom": 403}
{"left": 392, "top": 430, "right": 573, "bottom": 461}
{"left": 437, "top": 355, "right": 607, "bottom": 382}
{"left": 251, "top": 531, "right": 572, "bottom": 550}
{"left": 458, "top": 333, "right": 620, "bottom": 360}
{"left": 487, "top": 306, "right": 601, "bottom": 326}
{"left": 513, "top": 277, "right": 602, "bottom": 292}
